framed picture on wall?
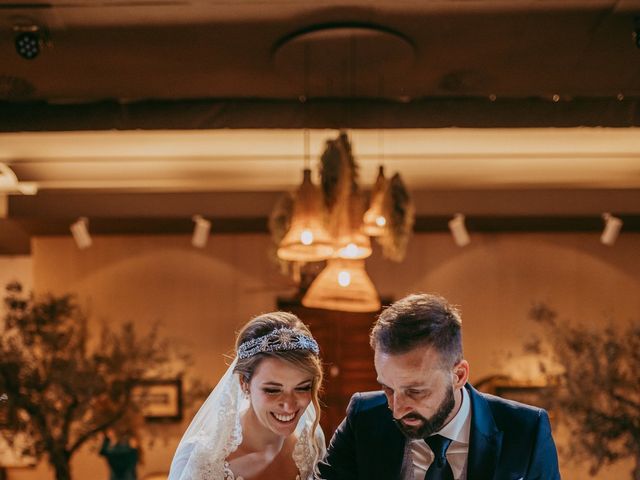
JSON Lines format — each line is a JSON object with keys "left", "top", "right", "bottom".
{"left": 131, "top": 379, "right": 183, "bottom": 422}
{"left": 493, "top": 384, "right": 552, "bottom": 412}
{"left": 474, "top": 375, "right": 553, "bottom": 415}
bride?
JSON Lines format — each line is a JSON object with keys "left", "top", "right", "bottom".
{"left": 168, "top": 312, "right": 325, "bottom": 480}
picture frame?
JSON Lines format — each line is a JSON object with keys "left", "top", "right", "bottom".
{"left": 474, "top": 375, "right": 553, "bottom": 413}
{"left": 131, "top": 379, "right": 183, "bottom": 422}
{"left": 493, "top": 384, "right": 552, "bottom": 412}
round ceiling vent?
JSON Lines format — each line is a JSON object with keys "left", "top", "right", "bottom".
{"left": 273, "top": 24, "right": 415, "bottom": 98}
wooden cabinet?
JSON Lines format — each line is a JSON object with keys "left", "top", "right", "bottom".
{"left": 277, "top": 298, "right": 384, "bottom": 438}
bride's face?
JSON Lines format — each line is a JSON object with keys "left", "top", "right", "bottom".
{"left": 245, "top": 357, "right": 314, "bottom": 437}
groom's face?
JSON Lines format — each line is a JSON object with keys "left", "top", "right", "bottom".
{"left": 374, "top": 345, "right": 466, "bottom": 439}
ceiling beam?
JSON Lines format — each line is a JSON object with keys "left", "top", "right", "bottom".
{"left": 8, "top": 189, "right": 640, "bottom": 218}
{"left": 2, "top": 97, "right": 639, "bottom": 132}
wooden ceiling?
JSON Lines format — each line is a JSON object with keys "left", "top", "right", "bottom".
{"left": 1, "top": 1, "right": 640, "bottom": 254}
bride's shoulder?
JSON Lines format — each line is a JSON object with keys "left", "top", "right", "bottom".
{"left": 224, "top": 460, "right": 244, "bottom": 480}
{"left": 173, "top": 438, "right": 228, "bottom": 480}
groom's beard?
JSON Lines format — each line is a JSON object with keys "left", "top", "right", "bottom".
{"left": 393, "top": 385, "right": 456, "bottom": 439}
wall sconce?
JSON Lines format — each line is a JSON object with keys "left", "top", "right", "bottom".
{"left": 70, "top": 217, "right": 92, "bottom": 250}
{"left": 600, "top": 213, "right": 623, "bottom": 246}
{"left": 0, "top": 163, "right": 38, "bottom": 195}
{"left": 448, "top": 213, "right": 471, "bottom": 247}
{"left": 191, "top": 215, "right": 211, "bottom": 248}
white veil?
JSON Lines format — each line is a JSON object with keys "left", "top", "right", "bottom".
{"left": 168, "top": 358, "right": 325, "bottom": 480}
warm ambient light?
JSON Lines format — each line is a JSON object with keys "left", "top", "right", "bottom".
{"left": 273, "top": 133, "right": 411, "bottom": 313}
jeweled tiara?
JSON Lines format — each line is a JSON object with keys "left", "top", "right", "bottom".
{"left": 237, "top": 328, "right": 320, "bottom": 359}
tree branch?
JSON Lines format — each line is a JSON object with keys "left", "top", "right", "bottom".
{"left": 68, "top": 397, "right": 130, "bottom": 455}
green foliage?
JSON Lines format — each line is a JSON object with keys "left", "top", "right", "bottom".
{"left": 527, "top": 304, "right": 640, "bottom": 479}
{"left": 0, "top": 282, "right": 187, "bottom": 480}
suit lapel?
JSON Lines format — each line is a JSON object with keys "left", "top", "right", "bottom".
{"left": 371, "top": 403, "right": 406, "bottom": 480}
{"left": 466, "top": 384, "right": 503, "bottom": 480}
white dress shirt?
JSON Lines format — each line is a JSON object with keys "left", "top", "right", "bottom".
{"left": 410, "top": 387, "right": 472, "bottom": 480}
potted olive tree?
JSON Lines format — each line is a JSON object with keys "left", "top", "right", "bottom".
{"left": 527, "top": 304, "right": 640, "bottom": 479}
{"left": 0, "top": 282, "right": 189, "bottom": 480}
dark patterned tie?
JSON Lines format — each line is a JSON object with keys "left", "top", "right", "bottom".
{"left": 424, "top": 434, "right": 454, "bottom": 480}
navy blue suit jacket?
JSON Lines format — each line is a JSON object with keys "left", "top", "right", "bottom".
{"left": 318, "top": 384, "right": 560, "bottom": 480}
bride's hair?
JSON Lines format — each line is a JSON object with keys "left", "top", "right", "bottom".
{"left": 233, "top": 311, "right": 324, "bottom": 464}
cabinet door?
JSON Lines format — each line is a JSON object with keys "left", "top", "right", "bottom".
{"left": 277, "top": 299, "right": 383, "bottom": 438}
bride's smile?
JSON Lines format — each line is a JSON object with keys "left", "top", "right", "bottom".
{"left": 272, "top": 411, "right": 298, "bottom": 423}
{"left": 244, "top": 357, "right": 313, "bottom": 437}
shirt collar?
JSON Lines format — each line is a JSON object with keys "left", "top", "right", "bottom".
{"left": 436, "top": 385, "right": 471, "bottom": 445}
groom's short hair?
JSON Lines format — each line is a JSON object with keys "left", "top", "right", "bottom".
{"left": 370, "top": 293, "right": 463, "bottom": 368}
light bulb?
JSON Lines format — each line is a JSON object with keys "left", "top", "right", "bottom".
{"left": 300, "top": 229, "right": 314, "bottom": 245}
{"left": 337, "top": 270, "right": 351, "bottom": 287}
{"left": 342, "top": 242, "right": 359, "bottom": 258}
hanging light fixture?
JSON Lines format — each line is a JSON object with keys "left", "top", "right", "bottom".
{"left": 334, "top": 193, "right": 372, "bottom": 259}
{"left": 363, "top": 165, "right": 388, "bottom": 237}
{"left": 269, "top": 131, "right": 414, "bottom": 312}
{"left": 302, "top": 258, "right": 381, "bottom": 312}
{"left": 276, "top": 133, "right": 335, "bottom": 262}
{"left": 326, "top": 133, "right": 372, "bottom": 260}
{"left": 277, "top": 168, "right": 334, "bottom": 261}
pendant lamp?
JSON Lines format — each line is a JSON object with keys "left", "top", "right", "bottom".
{"left": 302, "top": 258, "right": 381, "bottom": 312}
{"left": 277, "top": 168, "right": 334, "bottom": 262}
{"left": 363, "top": 165, "right": 388, "bottom": 237}
{"left": 332, "top": 137, "right": 373, "bottom": 260}
{"left": 333, "top": 178, "right": 372, "bottom": 260}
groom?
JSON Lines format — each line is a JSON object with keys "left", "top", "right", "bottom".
{"left": 318, "top": 293, "right": 560, "bottom": 480}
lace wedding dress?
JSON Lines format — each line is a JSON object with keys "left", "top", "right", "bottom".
{"left": 168, "top": 358, "right": 324, "bottom": 480}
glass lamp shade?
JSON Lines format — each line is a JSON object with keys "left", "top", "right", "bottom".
{"left": 363, "top": 165, "right": 388, "bottom": 237}
{"left": 277, "top": 169, "right": 334, "bottom": 262}
{"left": 302, "top": 258, "right": 381, "bottom": 313}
